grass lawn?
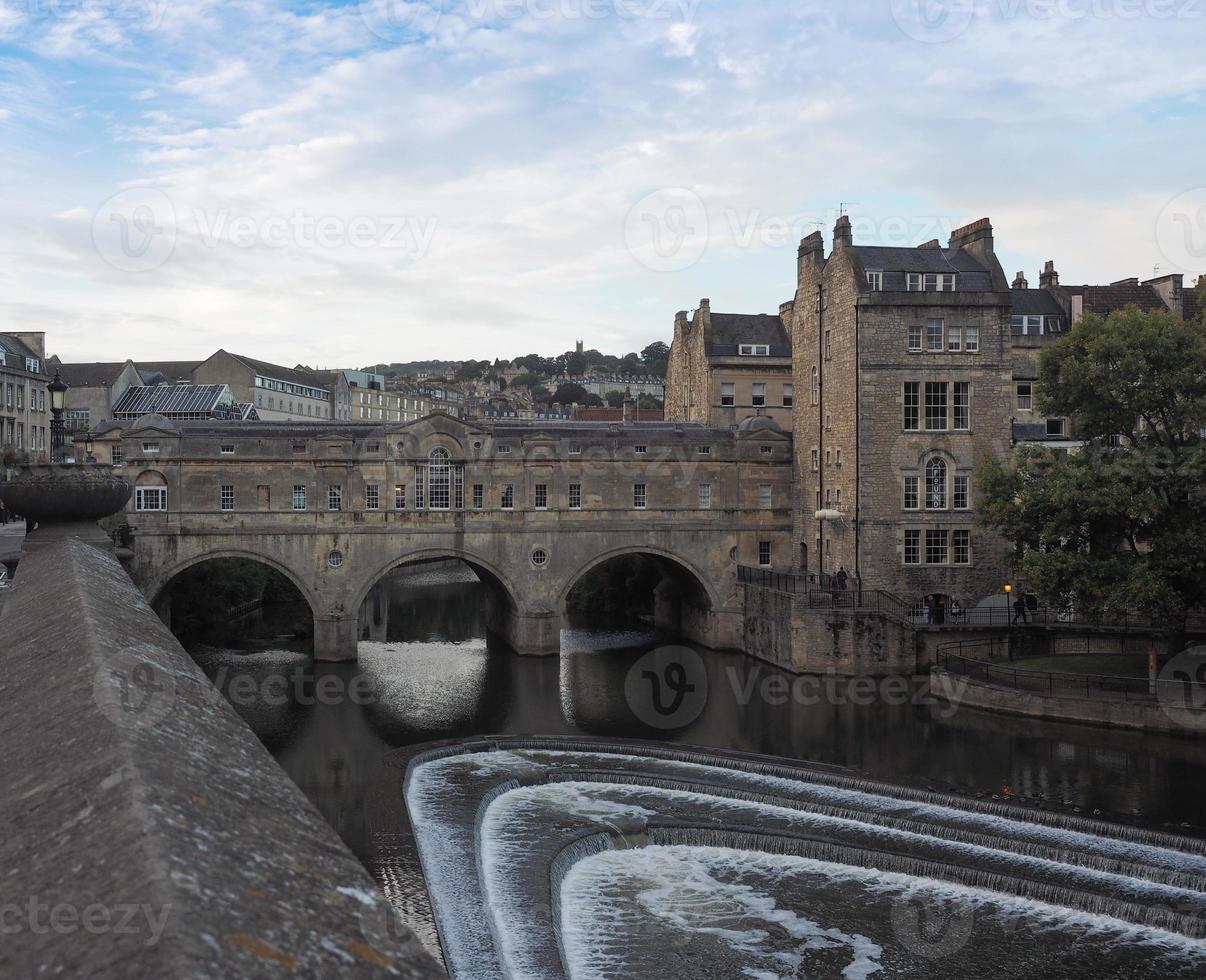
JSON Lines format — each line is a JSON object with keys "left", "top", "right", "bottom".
{"left": 1010, "top": 654, "right": 1153, "bottom": 679}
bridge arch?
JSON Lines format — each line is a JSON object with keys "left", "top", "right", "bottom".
{"left": 145, "top": 549, "right": 321, "bottom": 618}
{"left": 557, "top": 545, "right": 723, "bottom": 612}
{"left": 351, "top": 547, "right": 526, "bottom": 617}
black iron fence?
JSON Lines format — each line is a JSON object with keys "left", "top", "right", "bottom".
{"left": 737, "top": 565, "right": 913, "bottom": 622}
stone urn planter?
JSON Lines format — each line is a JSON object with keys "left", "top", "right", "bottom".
{"left": 0, "top": 464, "right": 132, "bottom": 524}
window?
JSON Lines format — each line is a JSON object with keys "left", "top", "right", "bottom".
{"left": 810, "top": 449, "right": 819, "bottom": 471}
{"left": 366, "top": 484, "right": 380, "bottom": 510}
{"left": 904, "top": 529, "right": 920, "bottom": 564}
{"left": 752, "top": 383, "right": 766, "bottom": 407}
{"left": 947, "top": 326, "right": 962, "bottom": 352}
{"left": 696, "top": 445, "right": 711, "bottom": 455}
{"left": 569, "top": 484, "right": 581, "bottom": 510}
{"left": 758, "top": 541, "right": 772, "bottom": 567}
{"left": 953, "top": 382, "right": 970, "bottom": 430}
{"left": 782, "top": 383, "right": 793, "bottom": 407}
{"left": 454, "top": 465, "right": 464, "bottom": 509}
{"left": 1046, "top": 417, "right": 1066, "bottom": 437}
{"left": 220, "top": 485, "right": 235, "bottom": 511}
{"left": 633, "top": 483, "right": 647, "bottom": 509}
{"left": 908, "top": 325, "right": 923, "bottom": 352}
{"left": 535, "top": 483, "right": 548, "bottom": 509}
{"left": 926, "top": 529, "right": 949, "bottom": 564}
{"left": 698, "top": 483, "right": 712, "bottom": 508}
{"left": 810, "top": 367, "right": 820, "bottom": 405}
{"left": 530, "top": 548, "right": 548, "bottom": 567}
{"left": 824, "top": 331, "right": 832, "bottom": 360}
{"left": 866, "top": 270, "right": 882, "bottom": 290}
{"left": 1016, "top": 382, "right": 1033, "bottom": 411}
{"left": 760, "top": 445, "right": 773, "bottom": 456}
{"left": 328, "top": 485, "right": 342, "bottom": 511}
{"left": 634, "top": 445, "right": 648, "bottom": 455}
{"left": 473, "top": 484, "right": 484, "bottom": 508}
{"left": 953, "top": 529, "right": 971, "bottom": 564}
{"left": 1013, "top": 314, "right": 1043, "bottom": 335}
{"left": 926, "top": 319, "right": 944, "bottom": 352}
{"left": 502, "top": 485, "right": 514, "bottom": 509}
{"left": 721, "top": 383, "right": 735, "bottom": 407}
{"left": 738, "top": 344, "right": 770, "bottom": 355}
{"left": 836, "top": 449, "right": 842, "bottom": 466}
{"left": 954, "top": 475, "right": 970, "bottom": 510}
{"left": 293, "top": 485, "right": 307, "bottom": 510}
{"left": 135, "top": 487, "right": 167, "bottom": 511}
{"left": 220, "top": 445, "right": 235, "bottom": 455}
{"left": 907, "top": 273, "right": 922, "bottom": 291}
{"left": 568, "top": 443, "right": 582, "bottom": 455}
{"left": 826, "top": 449, "right": 832, "bottom": 465}
{"left": 924, "top": 382, "right": 948, "bottom": 431}
{"left": 498, "top": 445, "right": 512, "bottom": 454}
{"left": 327, "top": 550, "right": 344, "bottom": 569}
{"left": 759, "top": 484, "right": 772, "bottom": 508}
{"left": 392, "top": 484, "right": 405, "bottom": 509}
{"left": 964, "top": 326, "right": 979, "bottom": 352}
{"left": 903, "top": 476, "right": 918, "bottom": 509}
{"left": 428, "top": 448, "right": 450, "bottom": 509}
{"left": 903, "top": 382, "right": 920, "bottom": 430}
{"left": 142, "top": 441, "right": 160, "bottom": 454}
{"left": 925, "top": 457, "right": 947, "bottom": 509}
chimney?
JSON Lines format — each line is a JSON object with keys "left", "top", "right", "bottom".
{"left": 1012, "top": 271, "right": 1029, "bottom": 289}
{"left": 833, "top": 215, "right": 853, "bottom": 250}
{"left": 622, "top": 387, "right": 635, "bottom": 424}
{"left": 9, "top": 331, "right": 45, "bottom": 359}
{"left": 797, "top": 231, "right": 825, "bottom": 284}
{"left": 698, "top": 297, "right": 710, "bottom": 313}
{"left": 1144, "top": 273, "right": 1184, "bottom": 316}
{"left": 918, "top": 239, "right": 941, "bottom": 250}
{"left": 1039, "top": 260, "right": 1059, "bottom": 289}
{"left": 948, "top": 216, "right": 1008, "bottom": 290}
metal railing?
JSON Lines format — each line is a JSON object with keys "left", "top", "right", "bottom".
{"left": 737, "top": 565, "right": 913, "bottom": 622}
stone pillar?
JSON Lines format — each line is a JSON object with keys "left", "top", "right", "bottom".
{"left": 313, "top": 613, "right": 358, "bottom": 662}
{"left": 484, "top": 591, "right": 560, "bottom": 656}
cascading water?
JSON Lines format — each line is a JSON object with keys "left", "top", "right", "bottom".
{"left": 404, "top": 738, "right": 1206, "bottom": 979}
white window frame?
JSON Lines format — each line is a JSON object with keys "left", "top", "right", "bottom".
{"left": 293, "top": 485, "right": 307, "bottom": 511}
{"left": 866, "top": 270, "right": 882, "bottom": 290}
{"left": 720, "top": 382, "right": 735, "bottom": 407}
{"left": 738, "top": 344, "right": 770, "bottom": 356}
{"left": 698, "top": 483, "right": 712, "bottom": 509}
{"left": 220, "top": 485, "right": 235, "bottom": 511}
{"left": 633, "top": 483, "right": 647, "bottom": 509}
{"left": 964, "top": 326, "right": 980, "bottom": 352}
{"left": 135, "top": 486, "right": 167, "bottom": 512}
{"left": 569, "top": 484, "right": 582, "bottom": 510}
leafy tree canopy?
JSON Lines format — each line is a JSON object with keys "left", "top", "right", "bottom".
{"left": 978, "top": 307, "right": 1206, "bottom": 625}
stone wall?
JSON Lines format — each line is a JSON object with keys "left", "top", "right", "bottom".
{"left": 0, "top": 534, "right": 443, "bottom": 979}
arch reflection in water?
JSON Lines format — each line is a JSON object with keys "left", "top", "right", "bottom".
{"left": 405, "top": 739, "right": 1206, "bottom": 980}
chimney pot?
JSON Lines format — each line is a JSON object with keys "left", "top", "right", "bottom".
{"left": 1012, "top": 271, "right": 1029, "bottom": 289}
{"left": 833, "top": 215, "right": 853, "bottom": 249}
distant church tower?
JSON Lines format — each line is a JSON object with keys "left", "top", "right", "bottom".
{"left": 575, "top": 339, "right": 583, "bottom": 354}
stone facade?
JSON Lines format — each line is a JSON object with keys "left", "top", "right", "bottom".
{"left": 666, "top": 299, "right": 794, "bottom": 429}
{"left": 119, "top": 412, "right": 793, "bottom": 660}
{"left": 0, "top": 332, "right": 51, "bottom": 462}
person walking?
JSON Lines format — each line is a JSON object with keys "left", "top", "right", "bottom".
{"left": 1012, "top": 594, "right": 1029, "bottom": 624}
{"left": 835, "top": 566, "right": 848, "bottom": 590}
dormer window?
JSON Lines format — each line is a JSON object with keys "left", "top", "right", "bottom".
{"left": 142, "top": 441, "right": 160, "bottom": 454}
{"left": 907, "top": 273, "right": 956, "bottom": 292}
{"left": 738, "top": 344, "right": 770, "bottom": 356}
{"left": 866, "top": 271, "right": 882, "bottom": 290}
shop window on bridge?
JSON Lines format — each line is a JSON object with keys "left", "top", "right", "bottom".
{"left": 293, "top": 485, "right": 307, "bottom": 510}
{"left": 366, "top": 484, "right": 380, "bottom": 510}
{"left": 428, "top": 448, "right": 451, "bottom": 509}
{"left": 473, "top": 484, "right": 484, "bottom": 508}
{"left": 395, "top": 484, "right": 406, "bottom": 509}
{"left": 569, "top": 483, "right": 581, "bottom": 509}
{"left": 413, "top": 466, "right": 425, "bottom": 508}
{"left": 328, "top": 485, "right": 343, "bottom": 511}
{"left": 135, "top": 482, "right": 167, "bottom": 512}
{"left": 502, "top": 485, "right": 514, "bottom": 509}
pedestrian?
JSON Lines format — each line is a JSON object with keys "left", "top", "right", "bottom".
{"left": 835, "top": 566, "right": 848, "bottom": 590}
{"left": 924, "top": 596, "right": 934, "bottom": 625}
{"left": 0, "top": 503, "right": 7, "bottom": 525}
{"left": 1012, "top": 595, "right": 1029, "bottom": 624}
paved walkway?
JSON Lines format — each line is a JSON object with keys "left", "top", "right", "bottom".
{"left": 0, "top": 519, "right": 25, "bottom": 560}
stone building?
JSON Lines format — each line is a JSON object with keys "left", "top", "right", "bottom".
{"left": 666, "top": 300, "right": 794, "bottom": 430}
{"left": 0, "top": 332, "right": 51, "bottom": 461}
{"left": 789, "top": 216, "right": 1017, "bottom": 617}
{"left": 193, "top": 351, "right": 334, "bottom": 421}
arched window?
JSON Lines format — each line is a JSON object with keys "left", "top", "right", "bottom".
{"left": 134, "top": 470, "right": 168, "bottom": 512}
{"left": 925, "top": 457, "right": 947, "bottom": 509}
{"left": 428, "top": 447, "right": 451, "bottom": 509}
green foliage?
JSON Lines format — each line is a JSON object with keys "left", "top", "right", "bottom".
{"left": 565, "top": 352, "right": 587, "bottom": 376}
{"left": 641, "top": 341, "right": 670, "bottom": 375}
{"left": 605, "top": 390, "right": 625, "bottom": 408}
{"left": 551, "top": 382, "right": 588, "bottom": 405}
{"left": 637, "top": 394, "right": 663, "bottom": 410}
{"left": 582, "top": 393, "right": 604, "bottom": 407}
{"left": 510, "top": 372, "right": 544, "bottom": 391}
{"left": 977, "top": 308, "right": 1206, "bottom": 624}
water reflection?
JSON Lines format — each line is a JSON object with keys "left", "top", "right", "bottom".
{"left": 187, "top": 565, "right": 1206, "bottom": 876}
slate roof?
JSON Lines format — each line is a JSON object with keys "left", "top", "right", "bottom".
{"left": 227, "top": 352, "right": 331, "bottom": 391}
{"left": 137, "top": 361, "right": 201, "bottom": 385}
{"left": 852, "top": 245, "right": 995, "bottom": 291}
{"left": 707, "top": 313, "right": 790, "bottom": 357}
{"left": 1065, "top": 282, "right": 1167, "bottom": 317}
{"left": 112, "top": 384, "right": 233, "bottom": 418}
{"left": 53, "top": 361, "right": 134, "bottom": 388}
{"left": 1010, "top": 289, "right": 1065, "bottom": 317}
{"left": 0, "top": 333, "right": 39, "bottom": 360}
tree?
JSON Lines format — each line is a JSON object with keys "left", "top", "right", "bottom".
{"left": 641, "top": 341, "right": 670, "bottom": 376}
{"left": 551, "top": 382, "right": 588, "bottom": 405}
{"left": 605, "top": 390, "right": 626, "bottom": 408}
{"left": 620, "top": 352, "right": 641, "bottom": 374}
{"left": 977, "top": 307, "right": 1206, "bottom": 626}
{"left": 637, "top": 394, "right": 663, "bottom": 410}
{"left": 565, "top": 352, "right": 587, "bottom": 376}
{"left": 511, "top": 372, "right": 544, "bottom": 391}
{"left": 583, "top": 393, "right": 604, "bottom": 407}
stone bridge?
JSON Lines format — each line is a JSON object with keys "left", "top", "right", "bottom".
{"left": 114, "top": 412, "right": 793, "bottom": 659}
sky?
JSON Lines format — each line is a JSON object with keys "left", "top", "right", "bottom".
{"left": 0, "top": 0, "right": 1203, "bottom": 367}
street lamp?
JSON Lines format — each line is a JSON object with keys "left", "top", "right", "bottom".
{"left": 48, "top": 370, "right": 68, "bottom": 464}
{"left": 1004, "top": 581, "right": 1013, "bottom": 628}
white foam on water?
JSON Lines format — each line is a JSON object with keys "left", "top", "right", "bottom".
{"left": 360, "top": 642, "right": 489, "bottom": 729}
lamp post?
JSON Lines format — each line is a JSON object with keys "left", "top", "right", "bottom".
{"left": 48, "top": 370, "right": 68, "bottom": 464}
{"left": 1004, "top": 581, "right": 1013, "bottom": 629}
